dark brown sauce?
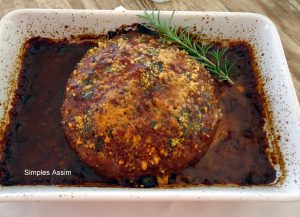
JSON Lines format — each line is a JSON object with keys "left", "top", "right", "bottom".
{"left": 0, "top": 32, "right": 276, "bottom": 187}
{"left": 180, "top": 43, "right": 276, "bottom": 185}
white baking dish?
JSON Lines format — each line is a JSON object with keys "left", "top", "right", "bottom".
{"left": 0, "top": 9, "right": 299, "bottom": 201}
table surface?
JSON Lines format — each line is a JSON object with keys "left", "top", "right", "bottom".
{"left": 0, "top": 0, "right": 299, "bottom": 217}
{"left": 0, "top": 0, "right": 299, "bottom": 99}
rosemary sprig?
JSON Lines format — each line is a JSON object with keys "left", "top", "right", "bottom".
{"left": 138, "top": 11, "right": 236, "bottom": 85}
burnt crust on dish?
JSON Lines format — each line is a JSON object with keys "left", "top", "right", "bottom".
{"left": 61, "top": 32, "right": 222, "bottom": 181}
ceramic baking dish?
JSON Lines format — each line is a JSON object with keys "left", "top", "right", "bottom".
{"left": 0, "top": 9, "right": 299, "bottom": 201}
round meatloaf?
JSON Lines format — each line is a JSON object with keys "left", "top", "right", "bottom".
{"left": 61, "top": 32, "right": 222, "bottom": 182}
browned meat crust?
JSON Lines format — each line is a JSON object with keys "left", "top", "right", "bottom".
{"left": 61, "top": 32, "right": 222, "bottom": 181}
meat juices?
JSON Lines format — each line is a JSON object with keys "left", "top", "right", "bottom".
{"left": 0, "top": 30, "right": 277, "bottom": 187}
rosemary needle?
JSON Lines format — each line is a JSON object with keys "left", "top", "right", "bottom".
{"left": 138, "top": 11, "right": 236, "bottom": 86}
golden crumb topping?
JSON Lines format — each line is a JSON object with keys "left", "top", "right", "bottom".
{"left": 61, "top": 32, "right": 222, "bottom": 180}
